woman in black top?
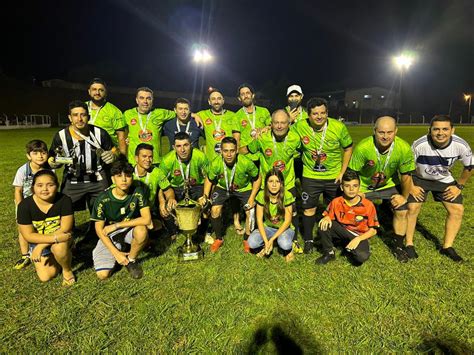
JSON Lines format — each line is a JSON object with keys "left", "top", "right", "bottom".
{"left": 17, "top": 170, "right": 75, "bottom": 285}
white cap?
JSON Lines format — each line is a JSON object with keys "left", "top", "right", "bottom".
{"left": 286, "top": 84, "right": 303, "bottom": 96}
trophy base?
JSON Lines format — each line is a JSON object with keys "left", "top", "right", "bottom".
{"left": 177, "top": 244, "right": 204, "bottom": 262}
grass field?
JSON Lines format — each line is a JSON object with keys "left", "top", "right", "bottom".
{"left": 0, "top": 126, "right": 473, "bottom": 353}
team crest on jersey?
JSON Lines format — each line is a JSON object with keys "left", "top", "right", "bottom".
{"left": 174, "top": 169, "right": 181, "bottom": 176}
{"left": 273, "top": 160, "right": 286, "bottom": 172}
{"left": 355, "top": 215, "right": 364, "bottom": 222}
{"left": 265, "top": 148, "right": 272, "bottom": 156}
{"left": 205, "top": 118, "right": 212, "bottom": 125}
{"left": 302, "top": 136, "right": 310, "bottom": 145}
{"left": 241, "top": 120, "right": 248, "bottom": 127}
{"left": 131, "top": 118, "right": 137, "bottom": 125}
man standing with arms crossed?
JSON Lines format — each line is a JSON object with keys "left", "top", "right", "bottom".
{"left": 405, "top": 115, "right": 472, "bottom": 261}
{"left": 349, "top": 116, "right": 415, "bottom": 262}
{"left": 86, "top": 78, "right": 127, "bottom": 155}
{"left": 293, "top": 98, "right": 353, "bottom": 254}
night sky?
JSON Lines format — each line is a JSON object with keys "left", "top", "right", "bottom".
{"left": 2, "top": 0, "right": 473, "bottom": 113}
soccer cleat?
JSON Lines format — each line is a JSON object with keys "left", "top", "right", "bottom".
{"left": 315, "top": 251, "right": 336, "bottom": 265}
{"left": 14, "top": 255, "right": 31, "bottom": 270}
{"left": 392, "top": 246, "right": 409, "bottom": 263}
{"left": 440, "top": 247, "right": 463, "bottom": 262}
{"left": 303, "top": 240, "right": 314, "bottom": 254}
{"left": 404, "top": 245, "right": 419, "bottom": 259}
{"left": 126, "top": 261, "right": 144, "bottom": 279}
{"left": 210, "top": 239, "right": 224, "bottom": 253}
{"left": 243, "top": 240, "right": 250, "bottom": 253}
{"left": 204, "top": 233, "right": 215, "bottom": 245}
{"left": 292, "top": 240, "right": 303, "bottom": 254}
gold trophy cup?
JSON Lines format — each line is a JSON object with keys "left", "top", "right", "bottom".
{"left": 173, "top": 198, "right": 204, "bottom": 261}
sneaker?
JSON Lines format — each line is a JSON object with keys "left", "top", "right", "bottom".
{"left": 126, "top": 261, "right": 144, "bottom": 279}
{"left": 243, "top": 240, "right": 250, "bottom": 253}
{"left": 316, "top": 251, "right": 336, "bottom": 265}
{"left": 14, "top": 255, "right": 31, "bottom": 270}
{"left": 210, "top": 239, "right": 224, "bottom": 253}
{"left": 303, "top": 240, "right": 314, "bottom": 254}
{"left": 204, "top": 233, "right": 215, "bottom": 245}
{"left": 392, "top": 246, "right": 409, "bottom": 263}
{"left": 292, "top": 240, "right": 303, "bottom": 254}
{"left": 404, "top": 245, "right": 419, "bottom": 259}
{"left": 440, "top": 247, "right": 463, "bottom": 262}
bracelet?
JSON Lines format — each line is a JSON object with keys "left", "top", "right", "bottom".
{"left": 54, "top": 235, "right": 59, "bottom": 244}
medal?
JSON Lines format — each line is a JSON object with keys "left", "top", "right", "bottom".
{"left": 369, "top": 172, "right": 387, "bottom": 190}
{"left": 243, "top": 106, "right": 257, "bottom": 137}
{"left": 273, "top": 160, "right": 286, "bottom": 172}
{"left": 223, "top": 158, "right": 237, "bottom": 195}
{"left": 212, "top": 129, "right": 225, "bottom": 141}
{"left": 250, "top": 129, "right": 258, "bottom": 138}
{"left": 214, "top": 143, "right": 222, "bottom": 154}
{"left": 138, "top": 129, "right": 153, "bottom": 142}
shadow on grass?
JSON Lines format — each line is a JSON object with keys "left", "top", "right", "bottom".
{"left": 417, "top": 336, "right": 472, "bottom": 354}
{"left": 242, "top": 312, "right": 322, "bottom": 354}
{"left": 415, "top": 223, "right": 442, "bottom": 250}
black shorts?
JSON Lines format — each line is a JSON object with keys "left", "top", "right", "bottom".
{"left": 301, "top": 177, "right": 339, "bottom": 209}
{"left": 61, "top": 174, "right": 109, "bottom": 212}
{"left": 364, "top": 186, "right": 408, "bottom": 211}
{"left": 407, "top": 176, "right": 463, "bottom": 204}
{"left": 173, "top": 185, "right": 204, "bottom": 202}
{"left": 211, "top": 187, "right": 251, "bottom": 207}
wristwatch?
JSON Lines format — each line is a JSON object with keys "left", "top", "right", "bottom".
{"left": 455, "top": 183, "right": 465, "bottom": 190}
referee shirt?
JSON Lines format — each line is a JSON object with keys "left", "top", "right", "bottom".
{"left": 49, "top": 124, "right": 113, "bottom": 182}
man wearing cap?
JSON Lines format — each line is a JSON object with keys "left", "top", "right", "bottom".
{"left": 234, "top": 84, "right": 271, "bottom": 168}
{"left": 86, "top": 78, "right": 127, "bottom": 155}
{"left": 197, "top": 88, "right": 241, "bottom": 162}
{"left": 285, "top": 84, "right": 308, "bottom": 125}
{"left": 293, "top": 97, "right": 353, "bottom": 254}
{"left": 162, "top": 97, "right": 204, "bottom": 149}
{"left": 349, "top": 116, "right": 415, "bottom": 262}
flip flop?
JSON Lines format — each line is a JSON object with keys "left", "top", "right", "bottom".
{"left": 235, "top": 226, "right": 245, "bottom": 235}
{"left": 62, "top": 276, "right": 76, "bottom": 287}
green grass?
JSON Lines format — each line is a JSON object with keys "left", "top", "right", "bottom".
{"left": 1, "top": 126, "right": 473, "bottom": 353}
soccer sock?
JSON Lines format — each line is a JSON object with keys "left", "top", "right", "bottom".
{"left": 210, "top": 217, "right": 224, "bottom": 240}
{"left": 302, "top": 214, "right": 317, "bottom": 242}
{"left": 197, "top": 217, "right": 209, "bottom": 235}
{"left": 292, "top": 214, "right": 300, "bottom": 240}
{"left": 393, "top": 234, "right": 405, "bottom": 248}
{"left": 244, "top": 233, "right": 249, "bottom": 241}
{"left": 163, "top": 216, "right": 177, "bottom": 236}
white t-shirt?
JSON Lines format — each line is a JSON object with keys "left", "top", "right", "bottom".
{"left": 412, "top": 134, "right": 473, "bottom": 183}
{"left": 12, "top": 163, "right": 35, "bottom": 198}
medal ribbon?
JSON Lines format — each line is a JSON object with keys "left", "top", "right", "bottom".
{"left": 138, "top": 111, "right": 152, "bottom": 132}
{"left": 243, "top": 106, "right": 256, "bottom": 130}
{"left": 87, "top": 101, "right": 102, "bottom": 125}
{"left": 313, "top": 121, "right": 328, "bottom": 155}
{"left": 374, "top": 141, "right": 395, "bottom": 174}
{"left": 178, "top": 158, "right": 191, "bottom": 185}
{"left": 223, "top": 158, "right": 237, "bottom": 192}
{"left": 134, "top": 166, "right": 150, "bottom": 185}
{"left": 73, "top": 128, "right": 102, "bottom": 150}
{"left": 212, "top": 111, "right": 224, "bottom": 132}
{"left": 272, "top": 133, "right": 288, "bottom": 157}
{"left": 176, "top": 119, "right": 191, "bottom": 135}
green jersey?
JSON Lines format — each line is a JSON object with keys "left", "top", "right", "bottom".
{"left": 285, "top": 106, "right": 308, "bottom": 125}
{"left": 248, "top": 130, "right": 301, "bottom": 190}
{"left": 133, "top": 166, "right": 171, "bottom": 207}
{"left": 91, "top": 183, "right": 148, "bottom": 224}
{"left": 197, "top": 109, "right": 240, "bottom": 161}
{"left": 208, "top": 154, "right": 259, "bottom": 192}
{"left": 235, "top": 105, "right": 271, "bottom": 161}
{"left": 293, "top": 118, "right": 353, "bottom": 179}
{"left": 256, "top": 190, "right": 295, "bottom": 229}
{"left": 86, "top": 101, "right": 125, "bottom": 147}
{"left": 160, "top": 148, "right": 209, "bottom": 188}
{"left": 349, "top": 136, "right": 416, "bottom": 192}
{"left": 123, "top": 107, "right": 175, "bottom": 164}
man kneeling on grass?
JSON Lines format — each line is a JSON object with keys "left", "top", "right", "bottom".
{"left": 91, "top": 158, "right": 151, "bottom": 279}
{"left": 316, "top": 170, "right": 379, "bottom": 266}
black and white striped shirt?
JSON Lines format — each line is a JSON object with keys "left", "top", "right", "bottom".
{"left": 49, "top": 124, "right": 113, "bottom": 182}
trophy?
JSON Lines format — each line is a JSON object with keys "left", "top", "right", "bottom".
{"left": 54, "top": 147, "right": 74, "bottom": 165}
{"left": 172, "top": 197, "right": 204, "bottom": 262}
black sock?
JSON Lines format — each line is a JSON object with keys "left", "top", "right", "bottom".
{"left": 244, "top": 233, "right": 249, "bottom": 241}
{"left": 163, "top": 216, "right": 177, "bottom": 236}
{"left": 197, "top": 218, "right": 209, "bottom": 235}
{"left": 211, "top": 217, "right": 224, "bottom": 240}
{"left": 292, "top": 214, "right": 299, "bottom": 240}
{"left": 302, "top": 214, "right": 317, "bottom": 242}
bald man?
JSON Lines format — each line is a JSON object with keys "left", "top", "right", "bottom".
{"left": 349, "top": 116, "right": 415, "bottom": 262}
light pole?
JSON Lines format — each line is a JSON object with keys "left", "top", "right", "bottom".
{"left": 393, "top": 53, "right": 414, "bottom": 121}
{"left": 464, "top": 94, "right": 472, "bottom": 124}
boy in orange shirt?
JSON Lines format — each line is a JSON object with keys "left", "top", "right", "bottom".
{"left": 316, "top": 170, "right": 379, "bottom": 265}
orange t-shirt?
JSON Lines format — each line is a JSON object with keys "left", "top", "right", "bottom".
{"left": 323, "top": 196, "right": 379, "bottom": 235}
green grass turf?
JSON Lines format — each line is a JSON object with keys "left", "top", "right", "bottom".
{"left": 0, "top": 126, "right": 473, "bottom": 353}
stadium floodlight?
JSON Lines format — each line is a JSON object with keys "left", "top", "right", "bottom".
{"left": 193, "top": 44, "right": 213, "bottom": 64}
{"left": 393, "top": 53, "right": 414, "bottom": 70}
